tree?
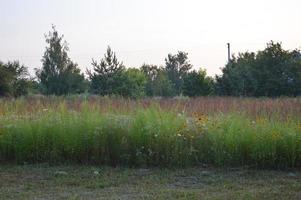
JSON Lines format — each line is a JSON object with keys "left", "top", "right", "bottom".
{"left": 141, "top": 64, "right": 159, "bottom": 96}
{"left": 215, "top": 52, "right": 257, "bottom": 96}
{"left": 0, "top": 61, "right": 30, "bottom": 97}
{"left": 154, "top": 69, "right": 176, "bottom": 97}
{"left": 36, "top": 25, "right": 87, "bottom": 95}
{"left": 141, "top": 64, "right": 174, "bottom": 97}
{"left": 216, "top": 41, "right": 301, "bottom": 97}
{"left": 165, "top": 51, "right": 192, "bottom": 95}
{"left": 120, "top": 68, "right": 147, "bottom": 98}
{"left": 0, "top": 61, "right": 12, "bottom": 96}
{"left": 255, "top": 42, "right": 301, "bottom": 96}
{"left": 88, "top": 46, "right": 125, "bottom": 95}
{"left": 183, "top": 69, "right": 214, "bottom": 97}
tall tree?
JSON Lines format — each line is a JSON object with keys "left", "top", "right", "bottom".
{"left": 88, "top": 46, "right": 125, "bottom": 95}
{"left": 165, "top": 51, "right": 192, "bottom": 95}
{"left": 36, "top": 25, "right": 86, "bottom": 95}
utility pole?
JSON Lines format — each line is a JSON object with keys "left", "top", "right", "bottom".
{"left": 227, "top": 43, "right": 231, "bottom": 63}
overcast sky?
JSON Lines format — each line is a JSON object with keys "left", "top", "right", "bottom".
{"left": 1, "top": 0, "right": 301, "bottom": 76}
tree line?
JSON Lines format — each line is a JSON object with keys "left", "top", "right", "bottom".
{"left": 1, "top": 26, "right": 300, "bottom": 98}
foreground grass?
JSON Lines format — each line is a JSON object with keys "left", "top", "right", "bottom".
{"left": 0, "top": 165, "right": 300, "bottom": 200}
{"left": 0, "top": 100, "right": 300, "bottom": 168}
{"left": 0, "top": 102, "right": 301, "bottom": 168}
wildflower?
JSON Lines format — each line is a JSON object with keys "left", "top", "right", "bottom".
{"left": 195, "top": 113, "right": 208, "bottom": 124}
{"left": 148, "top": 149, "right": 153, "bottom": 155}
{"left": 272, "top": 131, "right": 280, "bottom": 140}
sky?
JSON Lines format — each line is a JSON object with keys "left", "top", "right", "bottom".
{"left": 1, "top": 0, "right": 301, "bottom": 77}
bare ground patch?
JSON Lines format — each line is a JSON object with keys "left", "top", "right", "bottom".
{"left": 0, "top": 165, "right": 300, "bottom": 200}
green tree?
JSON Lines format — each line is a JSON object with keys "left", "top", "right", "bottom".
{"left": 255, "top": 42, "right": 301, "bottom": 96}
{"left": 0, "top": 61, "right": 30, "bottom": 97}
{"left": 141, "top": 64, "right": 159, "bottom": 96}
{"left": 183, "top": 69, "right": 214, "bottom": 97}
{"left": 215, "top": 52, "right": 257, "bottom": 96}
{"left": 88, "top": 46, "right": 125, "bottom": 95}
{"left": 216, "top": 41, "right": 301, "bottom": 97}
{"left": 120, "top": 68, "right": 147, "bottom": 98}
{"left": 0, "top": 61, "right": 12, "bottom": 96}
{"left": 165, "top": 51, "right": 192, "bottom": 95}
{"left": 141, "top": 64, "right": 173, "bottom": 97}
{"left": 153, "top": 69, "right": 174, "bottom": 97}
{"left": 36, "top": 25, "right": 87, "bottom": 95}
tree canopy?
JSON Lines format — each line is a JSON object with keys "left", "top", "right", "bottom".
{"left": 165, "top": 51, "right": 192, "bottom": 95}
{"left": 36, "top": 25, "right": 87, "bottom": 95}
{"left": 183, "top": 69, "right": 214, "bottom": 97}
{"left": 216, "top": 41, "right": 301, "bottom": 97}
{"left": 0, "top": 61, "right": 30, "bottom": 97}
{"left": 1, "top": 26, "right": 300, "bottom": 99}
{"left": 88, "top": 46, "right": 125, "bottom": 96}
{"left": 141, "top": 64, "right": 174, "bottom": 97}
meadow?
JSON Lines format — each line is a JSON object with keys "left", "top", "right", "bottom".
{"left": 0, "top": 96, "right": 300, "bottom": 168}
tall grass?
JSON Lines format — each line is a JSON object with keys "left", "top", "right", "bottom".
{"left": 0, "top": 98, "right": 300, "bottom": 168}
{"left": 1, "top": 95, "right": 300, "bottom": 119}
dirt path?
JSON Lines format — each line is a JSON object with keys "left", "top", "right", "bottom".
{"left": 0, "top": 165, "right": 300, "bottom": 200}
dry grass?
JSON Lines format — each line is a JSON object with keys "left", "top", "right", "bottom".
{"left": 1, "top": 96, "right": 301, "bottom": 119}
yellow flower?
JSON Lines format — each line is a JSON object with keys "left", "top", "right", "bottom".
{"left": 195, "top": 113, "right": 208, "bottom": 123}
{"left": 256, "top": 117, "right": 267, "bottom": 124}
{"left": 271, "top": 131, "right": 280, "bottom": 140}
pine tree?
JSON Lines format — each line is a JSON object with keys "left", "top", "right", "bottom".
{"left": 88, "top": 46, "right": 125, "bottom": 95}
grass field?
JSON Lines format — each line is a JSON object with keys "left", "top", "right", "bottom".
{"left": 0, "top": 165, "right": 300, "bottom": 200}
{"left": 0, "top": 96, "right": 300, "bottom": 168}
{"left": 1, "top": 97, "right": 301, "bottom": 199}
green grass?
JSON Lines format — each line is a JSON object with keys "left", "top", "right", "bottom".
{"left": 0, "top": 100, "right": 300, "bottom": 168}
{"left": 0, "top": 165, "right": 300, "bottom": 200}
